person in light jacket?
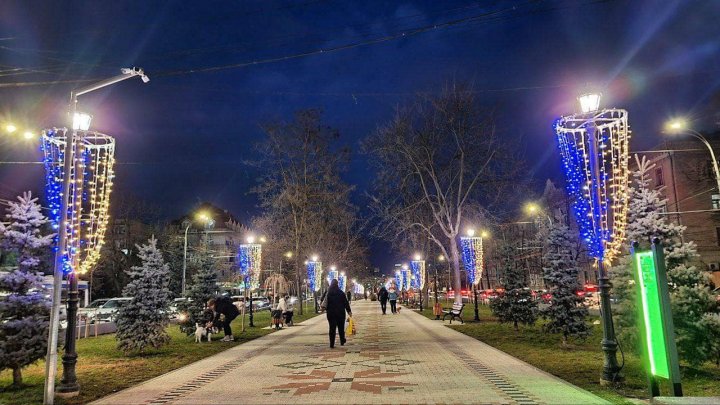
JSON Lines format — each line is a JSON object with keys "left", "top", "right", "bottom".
{"left": 388, "top": 283, "right": 398, "bottom": 314}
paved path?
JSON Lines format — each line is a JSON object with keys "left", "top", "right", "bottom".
{"left": 94, "top": 301, "right": 606, "bottom": 404}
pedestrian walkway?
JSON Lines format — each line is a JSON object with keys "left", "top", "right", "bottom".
{"left": 94, "top": 301, "right": 606, "bottom": 404}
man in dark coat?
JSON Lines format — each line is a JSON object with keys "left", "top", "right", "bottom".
{"left": 377, "top": 285, "right": 389, "bottom": 315}
{"left": 207, "top": 296, "right": 240, "bottom": 342}
{"left": 325, "top": 279, "right": 352, "bottom": 348}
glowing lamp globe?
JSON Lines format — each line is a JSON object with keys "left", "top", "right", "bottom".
{"left": 72, "top": 112, "right": 93, "bottom": 131}
{"left": 578, "top": 92, "right": 601, "bottom": 114}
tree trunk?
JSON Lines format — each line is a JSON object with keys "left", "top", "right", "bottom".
{"left": 449, "top": 238, "right": 463, "bottom": 305}
{"left": 12, "top": 367, "right": 22, "bottom": 387}
{"left": 294, "top": 253, "right": 303, "bottom": 315}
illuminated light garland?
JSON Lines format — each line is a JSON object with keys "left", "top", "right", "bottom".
{"left": 338, "top": 273, "right": 347, "bottom": 291}
{"left": 306, "top": 260, "right": 323, "bottom": 292}
{"left": 402, "top": 266, "right": 412, "bottom": 290}
{"left": 394, "top": 270, "right": 404, "bottom": 291}
{"left": 410, "top": 260, "right": 426, "bottom": 289}
{"left": 555, "top": 109, "right": 631, "bottom": 265}
{"left": 327, "top": 268, "right": 338, "bottom": 286}
{"left": 460, "top": 236, "right": 483, "bottom": 285}
{"left": 41, "top": 128, "right": 116, "bottom": 274}
{"left": 237, "top": 243, "right": 262, "bottom": 290}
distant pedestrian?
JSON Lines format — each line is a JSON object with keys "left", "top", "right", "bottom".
{"left": 378, "top": 285, "right": 389, "bottom": 315}
{"left": 207, "top": 296, "right": 240, "bottom": 341}
{"left": 388, "top": 283, "right": 398, "bottom": 314}
{"left": 346, "top": 290, "right": 352, "bottom": 302}
{"left": 324, "top": 279, "right": 352, "bottom": 348}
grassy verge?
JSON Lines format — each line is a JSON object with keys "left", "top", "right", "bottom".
{"left": 419, "top": 304, "right": 720, "bottom": 404}
{"left": 0, "top": 307, "right": 319, "bottom": 405}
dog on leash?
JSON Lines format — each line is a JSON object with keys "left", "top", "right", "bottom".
{"left": 194, "top": 323, "right": 213, "bottom": 343}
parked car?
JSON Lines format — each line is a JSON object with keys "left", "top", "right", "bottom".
{"left": 78, "top": 297, "right": 132, "bottom": 323}
{"left": 231, "top": 296, "right": 272, "bottom": 311}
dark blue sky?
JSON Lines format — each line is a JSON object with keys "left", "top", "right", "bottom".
{"left": 1, "top": 0, "right": 720, "bottom": 269}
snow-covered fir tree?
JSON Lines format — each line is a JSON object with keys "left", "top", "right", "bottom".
{"left": 178, "top": 252, "right": 217, "bottom": 335}
{"left": 612, "top": 155, "right": 718, "bottom": 366}
{"left": 490, "top": 244, "right": 537, "bottom": 330}
{"left": 542, "top": 222, "right": 590, "bottom": 346}
{"left": 0, "top": 192, "right": 54, "bottom": 386}
{"left": 116, "top": 236, "right": 173, "bottom": 354}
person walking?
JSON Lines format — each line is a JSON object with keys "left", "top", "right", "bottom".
{"left": 378, "top": 284, "right": 389, "bottom": 315}
{"left": 323, "top": 279, "right": 352, "bottom": 348}
{"left": 207, "top": 296, "right": 240, "bottom": 341}
{"left": 388, "top": 283, "right": 398, "bottom": 314}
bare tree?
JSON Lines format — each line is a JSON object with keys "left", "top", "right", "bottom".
{"left": 252, "top": 109, "right": 368, "bottom": 312}
{"left": 365, "top": 84, "right": 523, "bottom": 304}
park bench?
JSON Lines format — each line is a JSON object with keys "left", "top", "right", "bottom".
{"left": 442, "top": 303, "right": 465, "bottom": 324}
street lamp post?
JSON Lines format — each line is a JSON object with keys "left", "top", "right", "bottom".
{"left": 182, "top": 212, "right": 212, "bottom": 296}
{"left": 44, "top": 68, "right": 148, "bottom": 404}
{"left": 665, "top": 119, "right": 720, "bottom": 195}
{"left": 555, "top": 91, "right": 630, "bottom": 384}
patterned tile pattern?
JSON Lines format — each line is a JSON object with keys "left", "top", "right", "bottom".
{"left": 93, "top": 302, "right": 607, "bottom": 405}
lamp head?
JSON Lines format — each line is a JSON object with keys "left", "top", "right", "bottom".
{"left": 467, "top": 228, "right": 475, "bottom": 237}
{"left": 480, "top": 230, "right": 490, "bottom": 239}
{"left": 5, "top": 124, "right": 17, "bottom": 133}
{"left": 413, "top": 254, "right": 422, "bottom": 261}
{"left": 525, "top": 202, "right": 540, "bottom": 215}
{"left": 438, "top": 255, "right": 445, "bottom": 262}
{"left": 312, "top": 255, "right": 319, "bottom": 262}
{"left": 73, "top": 112, "right": 93, "bottom": 131}
{"left": 665, "top": 118, "right": 687, "bottom": 134}
{"left": 578, "top": 92, "right": 601, "bottom": 113}
{"left": 285, "top": 251, "right": 293, "bottom": 258}
{"left": 246, "top": 235, "right": 255, "bottom": 244}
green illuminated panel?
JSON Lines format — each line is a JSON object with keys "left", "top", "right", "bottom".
{"left": 635, "top": 251, "right": 670, "bottom": 379}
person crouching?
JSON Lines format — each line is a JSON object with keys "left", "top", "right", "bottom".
{"left": 207, "top": 296, "right": 240, "bottom": 342}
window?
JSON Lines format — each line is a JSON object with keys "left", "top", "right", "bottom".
{"left": 716, "top": 227, "right": 720, "bottom": 247}
{"left": 655, "top": 167, "right": 664, "bottom": 187}
{"left": 712, "top": 194, "right": 720, "bottom": 210}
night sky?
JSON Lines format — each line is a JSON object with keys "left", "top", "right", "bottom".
{"left": 1, "top": 0, "right": 720, "bottom": 270}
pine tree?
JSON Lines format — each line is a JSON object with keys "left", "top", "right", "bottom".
{"left": 0, "top": 192, "right": 54, "bottom": 387}
{"left": 613, "top": 156, "right": 718, "bottom": 365}
{"left": 490, "top": 244, "right": 537, "bottom": 330}
{"left": 115, "top": 237, "right": 173, "bottom": 354}
{"left": 178, "top": 255, "right": 217, "bottom": 336}
{"left": 542, "top": 223, "right": 590, "bottom": 346}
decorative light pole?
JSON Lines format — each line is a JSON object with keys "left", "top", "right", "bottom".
{"left": 43, "top": 67, "right": 148, "bottom": 404}
{"left": 555, "top": 91, "right": 630, "bottom": 384}
{"left": 238, "top": 236, "right": 262, "bottom": 327}
{"left": 460, "top": 229, "right": 484, "bottom": 322}
{"left": 410, "top": 254, "right": 426, "bottom": 310}
{"left": 306, "top": 256, "right": 322, "bottom": 313}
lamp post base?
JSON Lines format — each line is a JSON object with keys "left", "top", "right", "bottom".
{"left": 598, "top": 271, "right": 623, "bottom": 385}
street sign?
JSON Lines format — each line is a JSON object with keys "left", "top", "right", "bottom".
{"left": 630, "top": 240, "right": 682, "bottom": 398}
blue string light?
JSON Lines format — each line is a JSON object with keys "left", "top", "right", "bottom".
{"left": 554, "top": 109, "right": 631, "bottom": 264}
{"left": 410, "top": 260, "right": 425, "bottom": 289}
{"left": 237, "top": 244, "right": 261, "bottom": 290}
{"left": 306, "top": 261, "right": 322, "bottom": 292}
{"left": 460, "top": 236, "right": 483, "bottom": 285}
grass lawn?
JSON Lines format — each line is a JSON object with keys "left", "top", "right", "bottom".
{"left": 420, "top": 303, "right": 720, "bottom": 404}
{"left": 0, "top": 306, "right": 319, "bottom": 405}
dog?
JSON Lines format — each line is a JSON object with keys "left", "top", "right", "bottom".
{"left": 397, "top": 306, "right": 402, "bottom": 313}
{"left": 194, "top": 323, "right": 213, "bottom": 343}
